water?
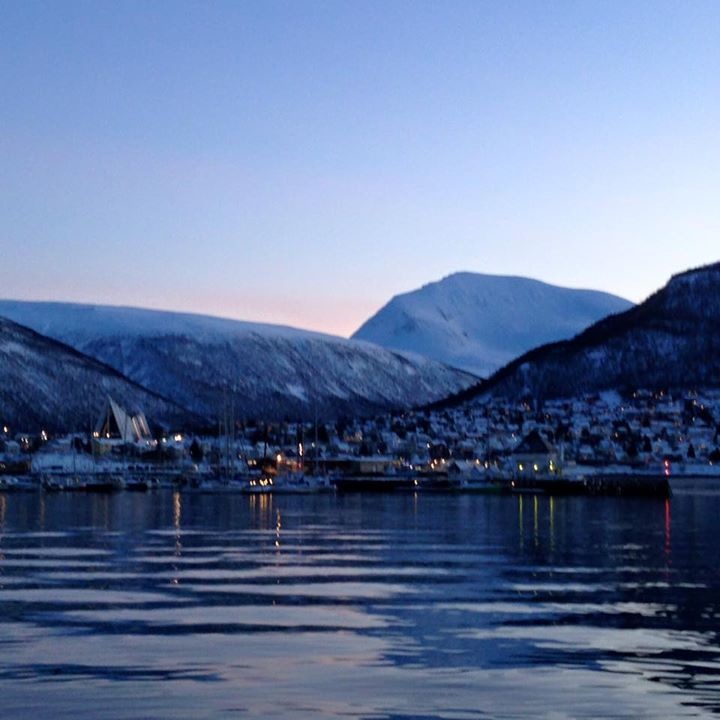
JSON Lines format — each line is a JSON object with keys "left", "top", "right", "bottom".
{"left": 1, "top": 485, "right": 720, "bottom": 719}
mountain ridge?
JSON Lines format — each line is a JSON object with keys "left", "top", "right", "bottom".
{"left": 0, "top": 300, "right": 477, "bottom": 422}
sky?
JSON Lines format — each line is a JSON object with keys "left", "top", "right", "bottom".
{"left": 1, "top": 0, "right": 719, "bottom": 337}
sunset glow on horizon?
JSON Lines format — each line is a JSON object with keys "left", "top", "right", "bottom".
{"left": 1, "top": 0, "right": 718, "bottom": 336}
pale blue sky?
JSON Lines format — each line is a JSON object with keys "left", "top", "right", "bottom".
{"left": 1, "top": 0, "right": 718, "bottom": 336}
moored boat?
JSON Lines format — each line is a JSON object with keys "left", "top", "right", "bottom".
{"left": 41, "top": 472, "right": 123, "bottom": 492}
{"left": 243, "top": 471, "right": 334, "bottom": 494}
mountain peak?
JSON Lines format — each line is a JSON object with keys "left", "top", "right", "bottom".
{"left": 353, "top": 272, "right": 632, "bottom": 376}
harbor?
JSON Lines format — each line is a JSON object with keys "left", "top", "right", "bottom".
{"left": 0, "top": 465, "right": 675, "bottom": 499}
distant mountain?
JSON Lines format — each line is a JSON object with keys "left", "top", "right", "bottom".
{"left": 445, "top": 262, "right": 720, "bottom": 405}
{"left": 0, "top": 302, "right": 477, "bottom": 422}
{"left": 353, "top": 272, "right": 633, "bottom": 376}
{"left": 0, "top": 316, "right": 192, "bottom": 432}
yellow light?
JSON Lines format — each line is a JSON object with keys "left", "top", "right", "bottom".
{"left": 518, "top": 463, "right": 524, "bottom": 471}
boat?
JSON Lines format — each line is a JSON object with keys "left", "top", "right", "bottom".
{"left": 0, "top": 475, "right": 39, "bottom": 492}
{"left": 243, "top": 471, "right": 333, "bottom": 494}
{"left": 448, "top": 476, "right": 507, "bottom": 494}
{"left": 41, "top": 472, "right": 123, "bottom": 492}
{"left": 123, "top": 476, "right": 152, "bottom": 491}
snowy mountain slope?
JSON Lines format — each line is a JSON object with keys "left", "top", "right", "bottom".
{"left": 0, "top": 316, "right": 194, "bottom": 432}
{"left": 444, "top": 262, "right": 720, "bottom": 405}
{"left": 0, "top": 302, "right": 477, "bottom": 421}
{"left": 0, "top": 301, "right": 327, "bottom": 343}
{"left": 352, "top": 272, "right": 633, "bottom": 376}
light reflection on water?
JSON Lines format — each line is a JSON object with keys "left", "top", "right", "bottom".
{"left": 1, "top": 488, "right": 720, "bottom": 719}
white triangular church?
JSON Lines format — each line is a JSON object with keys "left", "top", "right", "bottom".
{"left": 95, "top": 396, "right": 151, "bottom": 443}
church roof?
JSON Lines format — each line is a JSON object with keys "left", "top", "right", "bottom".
{"left": 95, "top": 396, "right": 151, "bottom": 443}
{"left": 514, "top": 429, "right": 553, "bottom": 455}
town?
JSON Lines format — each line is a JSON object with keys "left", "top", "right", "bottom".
{"left": 2, "top": 387, "right": 719, "bottom": 496}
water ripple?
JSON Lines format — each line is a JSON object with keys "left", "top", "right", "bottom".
{"left": 0, "top": 490, "right": 719, "bottom": 718}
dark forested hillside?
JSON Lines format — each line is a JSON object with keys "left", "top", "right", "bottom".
{"left": 435, "top": 262, "right": 720, "bottom": 406}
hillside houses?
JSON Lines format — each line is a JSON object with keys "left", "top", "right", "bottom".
{"left": 4, "top": 388, "right": 720, "bottom": 480}
{"left": 327, "top": 388, "right": 720, "bottom": 476}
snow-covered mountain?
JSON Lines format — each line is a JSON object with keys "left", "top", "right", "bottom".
{"left": 450, "top": 262, "right": 720, "bottom": 404}
{"left": 0, "top": 316, "right": 192, "bottom": 432}
{"left": 0, "top": 301, "right": 477, "bottom": 422}
{"left": 353, "top": 273, "right": 633, "bottom": 376}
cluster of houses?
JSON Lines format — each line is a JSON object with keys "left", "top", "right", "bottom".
{"left": 300, "top": 388, "right": 720, "bottom": 479}
{"left": 3, "top": 388, "right": 720, "bottom": 482}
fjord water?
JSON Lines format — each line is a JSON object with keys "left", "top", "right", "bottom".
{"left": 1, "top": 486, "right": 719, "bottom": 719}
